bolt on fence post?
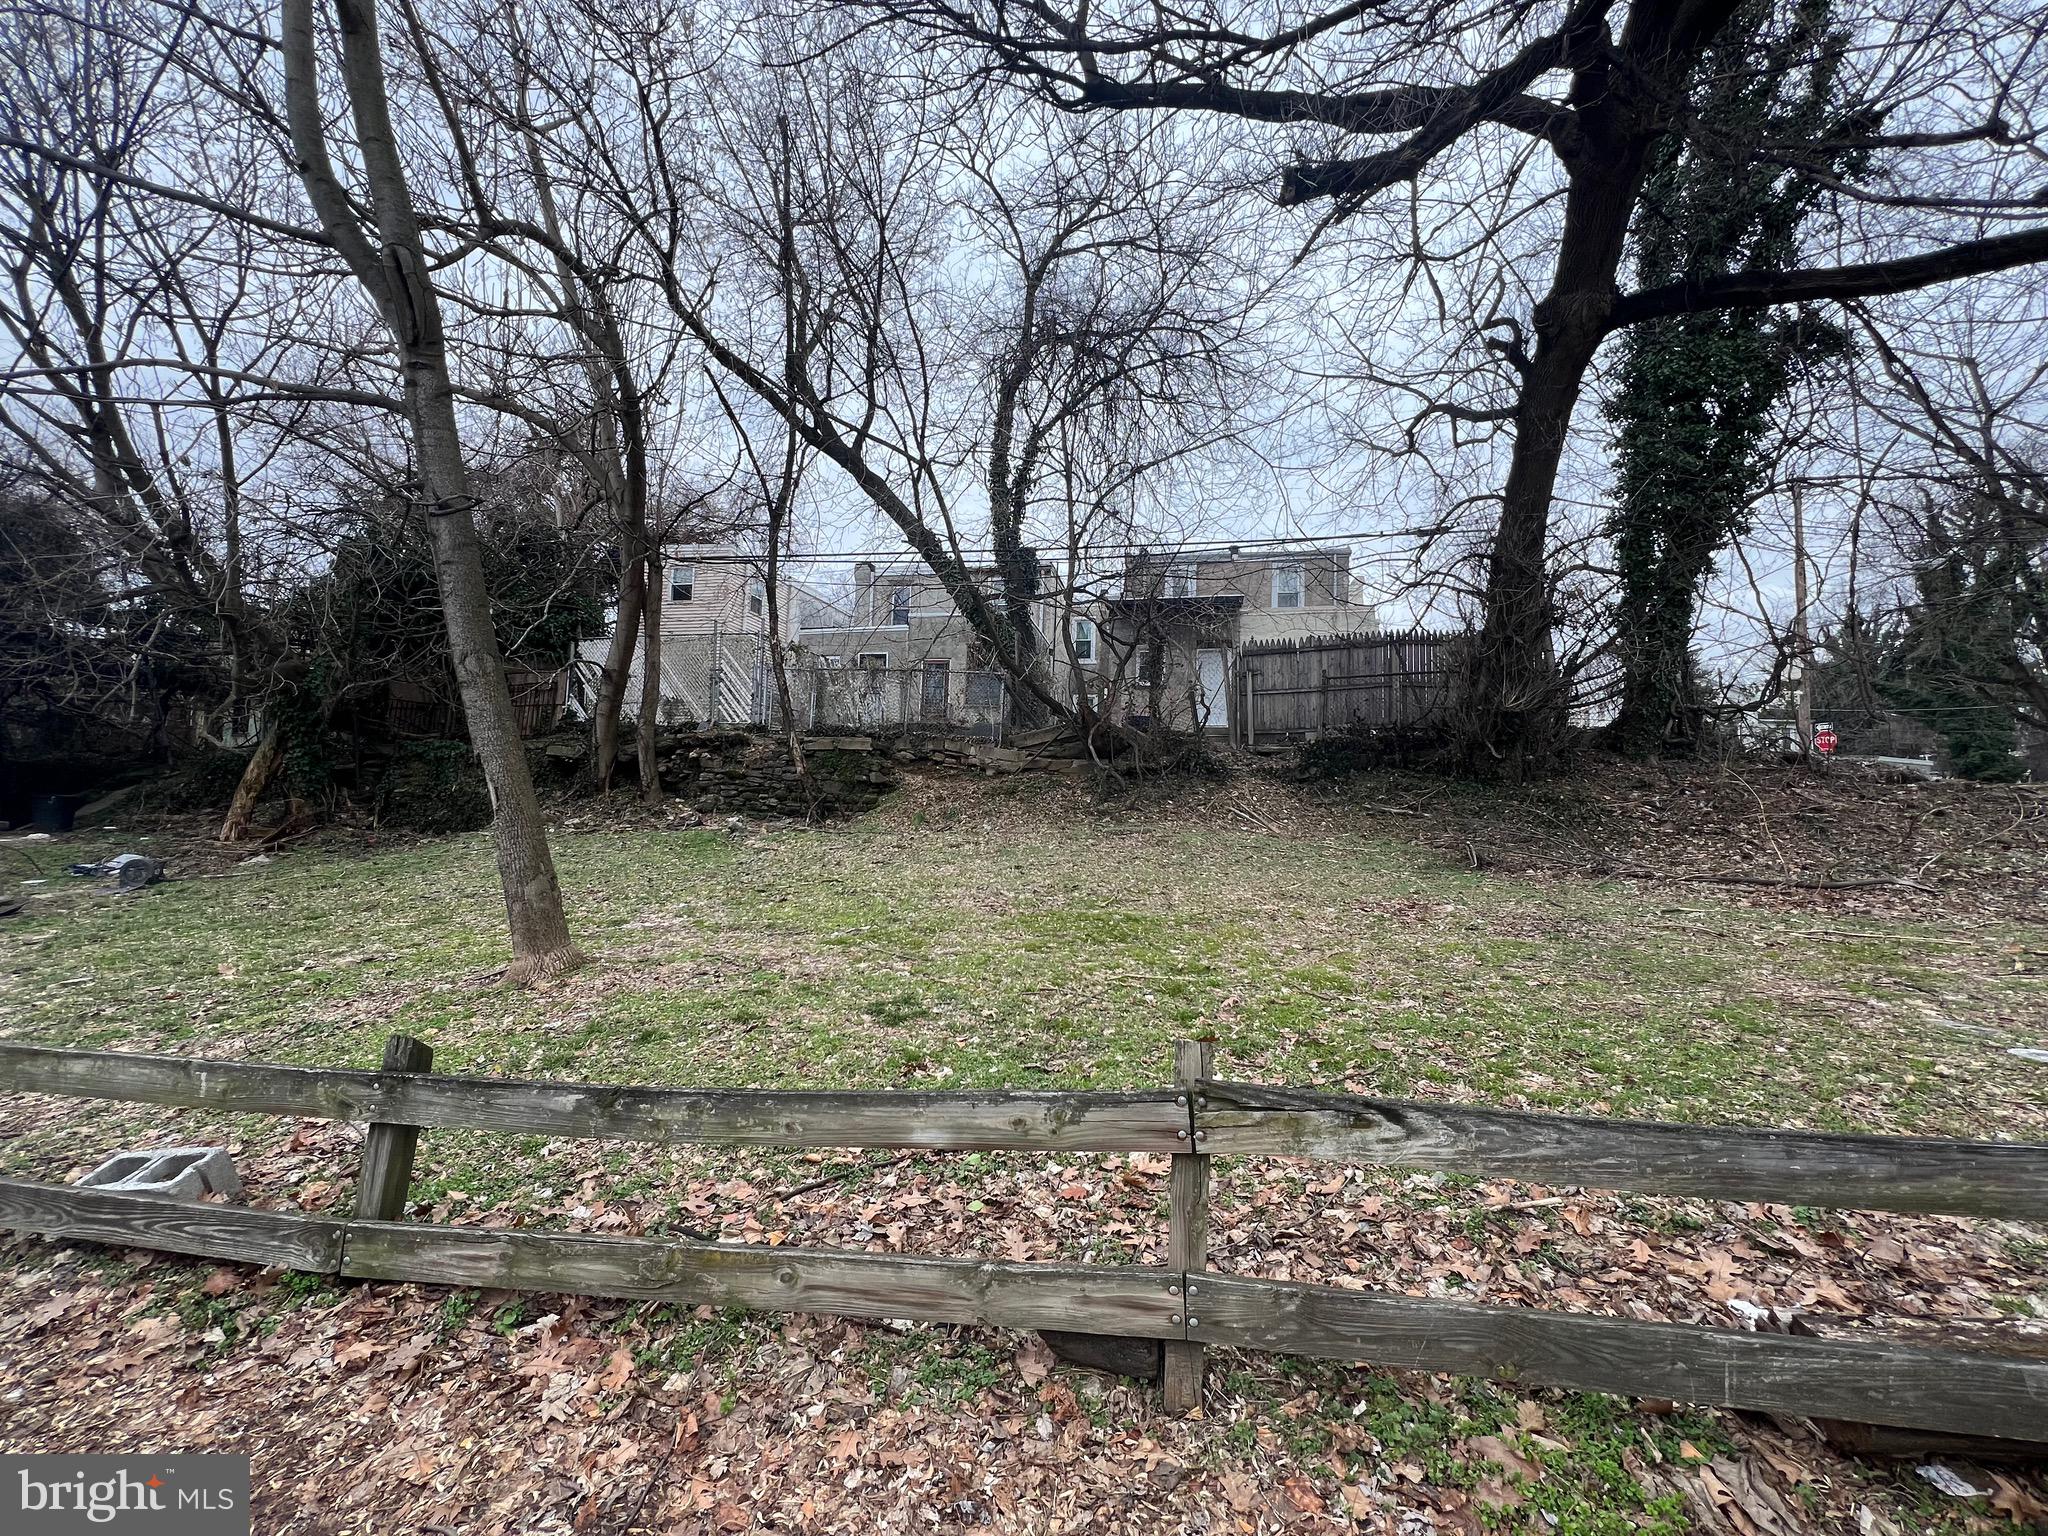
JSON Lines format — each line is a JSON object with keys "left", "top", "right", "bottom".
{"left": 1163, "top": 1037, "right": 1213, "bottom": 1413}
{"left": 353, "top": 1033, "right": 433, "bottom": 1223}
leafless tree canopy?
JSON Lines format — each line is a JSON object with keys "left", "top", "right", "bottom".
{"left": 1, "top": 0, "right": 2044, "bottom": 807}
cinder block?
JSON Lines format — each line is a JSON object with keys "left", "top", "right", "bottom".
{"left": 79, "top": 1146, "right": 240, "bottom": 1200}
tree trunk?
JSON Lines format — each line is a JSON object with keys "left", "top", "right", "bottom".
{"left": 1606, "top": 534, "right": 1716, "bottom": 757}
{"left": 985, "top": 340, "right": 1051, "bottom": 730}
{"left": 1464, "top": 295, "right": 1613, "bottom": 776}
{"left": 637, "top": 550, "right": 663, "bottom": 804}
{"left": 762, "top": 479, "right": 817, "bottom": 815}
{"left": 991, "top": 528, "right": 1050, "bottom": 729}
{"left": 1462, "top": 0, "right": 1741, "bottom": 775}
{"left": 283, "top": 0, "right": 583, "bottom": 982}
{"left": 1464, "top": 97, "right": 1659, "bottom": 771}
{"left": 517, "top": 120, "right": 652, "bottom": 797}
{"left": 589, "top": 550, "right": 643, "bottom": 789}
{"left": 218, "top": 723, "right": 283, "bottom": 843}
{"left": 418, "top": 429, "right": 584, "bottom": 980}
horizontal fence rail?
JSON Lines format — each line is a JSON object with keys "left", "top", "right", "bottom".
{"left": 12, "top": 1043, "right": 2046, "bottom": 1217}
{"left": 1189, "top": 1277, "right": 2048, "bottom": 1443}
{"left": 3, "top": 1036, "right": 2046, "bottom": 1444}
{"left": 344, "top": 1225, "right": 1179, "bottom": 1336}
{"left": 0, "top": 1177, "right": 345, "bottom": 1273}
{"left": 0, "top": 1043, "right": 1188, "bottom": 1154}
{"left": 1196, "top": 1080, "right": 2048, "bottom": 1219}
{"left": 0, "top": 1177, "right": 2038, "bottom": 1442}
{"left": 0, "top": 1181, "right": 1182, "bottom": 1338}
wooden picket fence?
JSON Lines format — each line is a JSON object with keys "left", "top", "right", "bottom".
{"left": 1, "top": 1037, "right": 2044, "bottom": 1442}
{"left": 1239, "top": 630, "right": 1458, "bottom": 747}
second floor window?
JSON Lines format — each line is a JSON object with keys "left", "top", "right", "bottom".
{"left": 1273, "top": 566, "right": 1305, "bottom": 609}
{"left": 748, "top": 579, "right": 765, "bottom": 618}
{"left": 1162, "top": 566, "right": 1197, "bottom": 598}
{"left": 670, "top": 564, "right": 695, "bottom": 603}
{"left": 890, "top": 586, "right": 912, "bottom": 625}
{"left": 1071, "top": 616, "right": 1096, "bottom": 663}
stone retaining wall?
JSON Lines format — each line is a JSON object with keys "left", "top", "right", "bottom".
{"left": 652, "top": 730, "right": 895, "bottom": 819}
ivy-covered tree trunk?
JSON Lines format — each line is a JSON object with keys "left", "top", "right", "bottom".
{"left": 1604, "top": 0, "right": 1855, "bottom": 757}
{"left": 1607, "top": 456, "right": 1725, "bottom": 755}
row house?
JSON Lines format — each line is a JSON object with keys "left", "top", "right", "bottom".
{"left": 1066, "top": 546, "right": 1374, "bottom": 734}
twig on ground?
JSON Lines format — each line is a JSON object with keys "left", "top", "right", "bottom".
{"left": 1624, "top": 868, "right": 1937, "bottom": 894}
{"left": 772, "top": 1150, "right": 914, "bottom": 1202}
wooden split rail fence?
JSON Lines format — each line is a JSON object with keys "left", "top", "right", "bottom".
{"left": 1, "top": 1038, "right": 2044, "bottom": 1443}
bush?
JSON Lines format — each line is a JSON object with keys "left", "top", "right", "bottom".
{"left": 159, "top": 744, "right": 256, "bottom": 812}
{"left": 371, "top": 740, "right": 492, "bottom": 833}
{"left": 1297, "top": 725, "right": 1457, "bottom": 779}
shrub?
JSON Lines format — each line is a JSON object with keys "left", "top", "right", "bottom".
{"left": 371, "top": 740, "right": 492, "bottom": 833}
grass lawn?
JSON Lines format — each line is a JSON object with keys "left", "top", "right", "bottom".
{"left": 6, "top": 774, "right": 2043, "bottom": 1134}
{"left": 2, "top": 772, "right": 2045, "bottom": 1534}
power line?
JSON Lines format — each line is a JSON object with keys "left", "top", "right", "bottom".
{"left": 660, "top": 528, "right": 1429, "bottom": 566}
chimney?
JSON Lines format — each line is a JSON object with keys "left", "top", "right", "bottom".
{"left": 854, "top": 561, "right": 876, "bottom": 624}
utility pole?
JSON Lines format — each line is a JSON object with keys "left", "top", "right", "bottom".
{"left": 1791, "top": 480, "right": 1813, "bottom": 757}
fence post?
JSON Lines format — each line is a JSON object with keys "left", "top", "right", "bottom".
{"left": 1164, "top": 1036, "right": 1212, "bottom": 1412}
{"left": 354, "top": 1033, "right": 433, "bottom": 1223}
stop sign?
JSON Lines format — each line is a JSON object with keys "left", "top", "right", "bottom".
{"left": 1813, "top": 725, "right": 1838, "bottom": 755}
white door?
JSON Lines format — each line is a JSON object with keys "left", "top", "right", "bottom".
{"left": 1196, "top": 649, "right": 1229, "bottom": 729}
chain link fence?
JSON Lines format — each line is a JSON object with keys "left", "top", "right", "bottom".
{"left": 572, "top": 635, "right": 1008, "bottom": 742}
{"left": 786, "top": 663, "right": 1007, "bottom": 742}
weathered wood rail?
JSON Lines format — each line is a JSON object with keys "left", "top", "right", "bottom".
{"left": 0, "top": 1041, "right": 1187, "bottom": 1152}
{"left": 2, "top": 1038, "right": 2044, "bottom": 1443}
{"left": 1197, "top": 1080, "right": 2048, "bottom": 1218}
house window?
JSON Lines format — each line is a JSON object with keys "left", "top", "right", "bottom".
{"left": 670, "top": 563, "right": 695, "bottom": 602}
{"left": 1134, "top": 648, "right": 1157, "bottom": 687}
{"left": 748, "top": 579, "right": 765, "bottom": 618}
{"left": 1162, "top": 566, "right": 1197, "bottom": 598}
{"left": 857, "top": 652, "right": 888, "bottom": 670}
{"left": 889, "top": 585, "right": 912, "bottom": 626}
{"left": 1071, "top": 616, "right": 1096, "bottom": 663}
{"left": 1272, "top": 566, "right": 1304, "bottom": 609}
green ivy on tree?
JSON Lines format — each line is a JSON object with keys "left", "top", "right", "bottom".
{"left": 1604, "top": 0, "right": 1864, "bottom": 757}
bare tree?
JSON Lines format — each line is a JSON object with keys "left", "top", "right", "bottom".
{"left": 710, "top": 376, "right": 817, "bottom": 802}
{"left": 0, "top": 0, "right": 335, "bottom": 829}
{"left": 281, "top": 0, "right": 583, "bottom": 979}
{"left": 870, "top": 0, "right": 2048, "bottom": 770}
{"left": 387, "top": 0, "right": 682, "bottom": 794}
{"left": 959, "top": 110, "right": 1272, "bottom": 719}
{"left": 498, "top": 3, "right": 1277, "bottom": 729}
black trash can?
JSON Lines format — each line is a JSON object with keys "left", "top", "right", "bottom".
{"left": 29, "top": 793, "right": 88, "bottom": 833}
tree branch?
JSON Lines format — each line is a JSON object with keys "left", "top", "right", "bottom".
{"left": 1609, "top": 223, "right": 2048, "bottom": 328}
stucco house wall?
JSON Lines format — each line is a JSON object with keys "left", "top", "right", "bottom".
{"left": 1064, "top": 546, "right": 1376, "bottom": 734}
